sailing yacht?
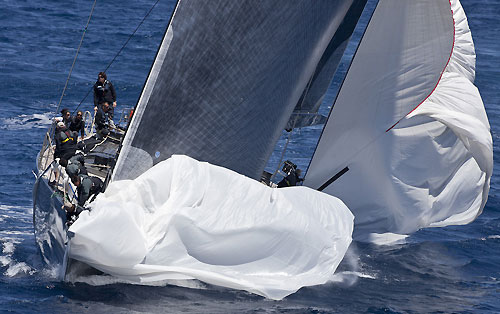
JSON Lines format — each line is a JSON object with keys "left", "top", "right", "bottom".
{"left": 33, "top": 0, "right": 492, "bottom": 299}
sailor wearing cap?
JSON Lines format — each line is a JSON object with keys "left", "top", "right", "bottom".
{"left": 54, "top": 121, "right": 78, "bottom": 160}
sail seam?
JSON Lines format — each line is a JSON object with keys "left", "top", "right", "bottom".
{"left": 385, "top": 0, "right": 456, "bottom": 133}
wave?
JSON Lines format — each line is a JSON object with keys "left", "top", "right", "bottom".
{"left": 481, "top": 235, "right": 500, "bottom": 240}
{"left": 66, "top": 273, "right": 208, "bottom": 290}
{"left": 0, "top": 111, "right": 55, "bottom": 130}
{"left": 0, "top": 204, "right": 37, "bottom": 277}
{"left": 1, "top": 239, "right": 36, "bottom": 277}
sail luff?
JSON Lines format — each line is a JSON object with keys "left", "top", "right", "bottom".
{"left": 112, "top": 1, "right": 181, "bottom": 182}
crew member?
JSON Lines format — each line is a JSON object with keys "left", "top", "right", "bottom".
{"left": 69, "top": 110, "right": 85, "bottom": 139}
{"left": 93, "top": 72, "right": 117, "bottom": 119}
{"left": 54, "top": 121, "right": 77, "bottom": 160}
{"left": 64, "top": 174, "right": 103, "bottom": 220}
{"left": 59, "top": 153, "right": 88, "bottom": 177}
{"left": 61, "top": 108, "right": 71, "bottom": 126}
{"left": 277, "top": 169, "right": 303, "bottom": 188}
{"left": 95, "top": 101, "right": 112, "bottom": 139}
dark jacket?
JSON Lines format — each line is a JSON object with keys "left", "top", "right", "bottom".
{"left": 54, "top": 127, "right": 77, "bottom": 159}
{"left": 93, "top": 80, "right": 116, "bottom": 106}
{"left": 277, "top": 172, "right": 303, "bottom": 188}
{"left": 69, "top": 116, "right": 85, "bottom": 138}
{"left": 69, "top": 153, "right": 85, "bottom": 166}
{"left": 76, "top": 175, "right": 103, "bottom": 207}
{"left": 66, "top": 153, "right": 88, "bottom": 176}
{"left": 94, "top": 107, "right": 110, "bottom": 131}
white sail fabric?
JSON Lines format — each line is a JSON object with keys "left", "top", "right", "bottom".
{"left": 68, "top": 155, "right": 353, "bottom": 300}
{"left": 304, "top": 0, "right": 492, "bottom": 238}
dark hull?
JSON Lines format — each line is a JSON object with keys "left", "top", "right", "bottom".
{"left": 32, "top": 131, "right": 124, "bottom": 278}
{"left": 32, "top": 159, "right": 69, "bottom": 278}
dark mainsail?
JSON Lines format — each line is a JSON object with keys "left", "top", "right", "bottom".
{"left": 113, "top": 0, "right": 367, "bottom": 181}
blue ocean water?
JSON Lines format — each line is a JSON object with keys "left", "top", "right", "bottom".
{"left": 0, "top": 0, "right": 499, "bottom": 312}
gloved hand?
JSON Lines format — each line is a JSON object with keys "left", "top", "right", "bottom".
{"left": 63, "top": 200, "right": 75, "bottom": 213}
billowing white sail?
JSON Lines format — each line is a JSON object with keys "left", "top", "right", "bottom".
{"left": 68, "top": 155, "right": 354, "bottom": 300}
{"left": 304, "top": 0, "right": 492, "bottom": 239}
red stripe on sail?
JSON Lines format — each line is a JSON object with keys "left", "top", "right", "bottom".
{"left": 386, "top": 0, "right": 456, "bottom": 133}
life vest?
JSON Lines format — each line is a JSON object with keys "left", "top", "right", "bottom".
{"left": 61, "top": 130, "right": 74, "bottom": 144}
{"left": 96, "top": 80, "right": 110, "bottom": 92}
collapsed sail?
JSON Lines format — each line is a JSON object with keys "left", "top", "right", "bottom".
{"left": 304, "top": 0, "right": 493, "bottom": 237}
{"left": 113, "top": 0, "right": 367, "bottom": 181}
{"left": 69, "top": 155, "right": 354, "bottom": 300}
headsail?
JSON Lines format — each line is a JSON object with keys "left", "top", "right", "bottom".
{"left": 112, "top": 0, "right": 367, "bottom": 181}
{"left": 304, "top": 0, "right": 493, "bottom": 237}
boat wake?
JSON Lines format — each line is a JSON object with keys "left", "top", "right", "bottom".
{"left": 329, "top": 247, "right": 377, "bottom": 287}
{"left": 0, "top": 205, "right": 37, "bottom": 277}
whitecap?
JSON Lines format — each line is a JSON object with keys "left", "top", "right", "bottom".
{"left": 2, "top": 241, "right": 15, "bottom": 254}
{"left": 4, "top": 262, "right": 35, "bottom": 277}
{"left": 0, "top": 255, "right": 11, "bottom": 267}
{"left": 0, "top": 112, "right": 55, "bottom": 130}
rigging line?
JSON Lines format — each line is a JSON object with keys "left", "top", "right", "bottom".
{"left": 56, "top": 0, "right": 97, "bottom": 116}
{"left": 73, "top": 0, "right": 161, "bottom": 114}
{"left": 270, "top": 72, "right": 315, "bottom": 181}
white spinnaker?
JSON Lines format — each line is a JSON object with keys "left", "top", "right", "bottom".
{"left": 69, "top": 155, "right": 354, "bottom": 300}
{"left": 304, "top": 0, "right": 492, "bottom": 237}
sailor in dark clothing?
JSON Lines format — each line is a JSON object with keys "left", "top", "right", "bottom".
{"left": 69, "top": 110, "right": 85, "bottom": 139}
{"left": 72, "top": 174, "right": 103, "bottom": 207}
{"left": 59, "top": 153, "right": 88, "bottom": 177}
{"left": 93, "top": 72, "right": 117, "bottom": 119}
{"left": 60, "top": 108, "right": 71, "bottom": 126}
{"left": 277, "top": 169, "right": 303, "bottom": 188}
{"left": 64, "top": 174, "right": 103, "bottom": 223}
{"left": 95, "top": 101, "right": 112, "bottom": 139}
{"left": 54, "top": 121, "right": 78, "bottom": 160}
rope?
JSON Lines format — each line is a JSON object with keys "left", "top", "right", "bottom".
{"left": 55, "top": 0, "right": 97, "bottom": 116}
{"left": 270, "top": 74, "right": 315, "bottom": 181}
{"left": 270, "top": 127, "right": 295, "bottom": 181}
{"left": 73, "top": 0, "right": 161, "bottom": 114}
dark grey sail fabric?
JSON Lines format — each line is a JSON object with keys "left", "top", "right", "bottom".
{"left": 113, "top": 0, "right": 366, "bottom": 181}
{"left": 288, "top": 0, "right": 367, "bottom": 128}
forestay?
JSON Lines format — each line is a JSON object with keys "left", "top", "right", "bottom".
{"left": 112, "top": 0, "right": 367, "bottom": 181}
{"left": 304, "top": 0, "right": 493, "bottom": 238}
{"left": 68, "top": 155, "right": 354, "bottom": 300}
